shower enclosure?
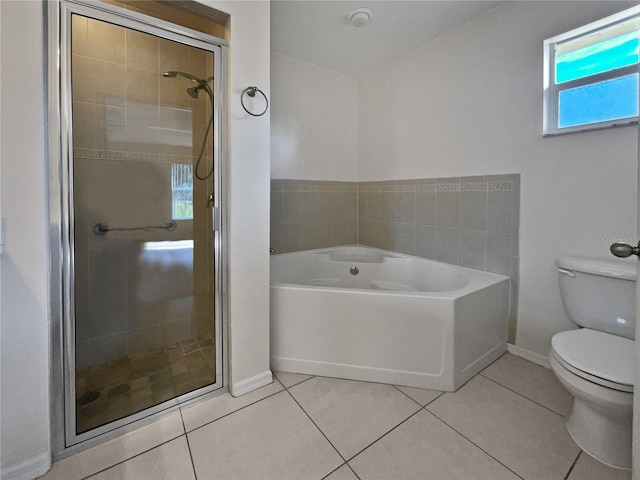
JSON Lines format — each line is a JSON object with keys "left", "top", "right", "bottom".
{"left": 48, "top": 0, "right": 227, "bottom": 452}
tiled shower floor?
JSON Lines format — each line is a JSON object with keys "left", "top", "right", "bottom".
{"left": 76, "top": 333, "right": 215, "bottom": 433}
{"left": 45, "top": 353, "right": 631, "bottom": 480}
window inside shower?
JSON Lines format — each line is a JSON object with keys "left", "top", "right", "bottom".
{"left": 172, "top": 164, "right": 194, "bottom": 220}
{"left": 69, "top": 10, "right": 222, "bottom": 439}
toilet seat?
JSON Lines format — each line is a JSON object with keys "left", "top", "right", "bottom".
{"left": 551, "top": 329, "right": 634, "bottom": 393}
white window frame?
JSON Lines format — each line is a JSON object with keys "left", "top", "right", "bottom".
{"left": 543, "top": 5, "right": 640, "bottom": 136}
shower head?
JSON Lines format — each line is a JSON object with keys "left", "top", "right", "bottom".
{"left": 162, "top": 70, "right": 203, "bottom": 84}
{"left": 186, "top": 86, "right": 200, "bottom": 99}
{"left": 162, "top": 70, "right": 213, "bottom": 101}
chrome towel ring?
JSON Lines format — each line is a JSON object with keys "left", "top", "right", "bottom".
{"left": 241, "top": 86, "right": 269, "bottom": 117}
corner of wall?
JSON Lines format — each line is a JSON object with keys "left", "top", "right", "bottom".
{"left": 0, "top": 453, "right": 51, "bottom": 480}
{"left": 204, "top": 0, "right": 272, "bottom": 389}
{"left": 229, "top": 370, "right": 273, "bottom": 397}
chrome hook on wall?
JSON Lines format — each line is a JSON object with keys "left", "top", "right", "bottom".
{"left": 240, "top": 86, "right": 269, "bottom": 117}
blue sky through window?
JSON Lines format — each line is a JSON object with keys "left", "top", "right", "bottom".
{"left": 556, "top": 31, "right": 638, "bottom": 83}
{"left": 545, "top": 9, "right": 639, "bottom": 134}
{"left": 558, "top": 74, "right": 639, "bottom": 128}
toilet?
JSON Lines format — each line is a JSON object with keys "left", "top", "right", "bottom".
{"left": 550, "top": 255, "right": 636, "bottom": 470}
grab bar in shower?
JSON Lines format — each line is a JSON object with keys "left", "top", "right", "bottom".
{"left": 93, "top": 221, "right": 177, "bottom": 236}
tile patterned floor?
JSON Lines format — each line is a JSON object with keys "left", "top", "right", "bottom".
{"left": 42, "top": 353, "right": 631, "bottom": 480}
{"left": 76, "top": 333, "right": 215, "bottom": 433}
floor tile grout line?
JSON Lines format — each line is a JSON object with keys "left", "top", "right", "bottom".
{"left": 78, "top": 434, "right": 185, "bottom": 480}
{"left": 282, "top": 374, "right": 429, "bottom": 468}
{"left": 320, "top": 462, "right": 348, "bottom": 480}
{"left": 563, "top": 451, "right": 581, "bottom": 480}
{"left": 346, "top": 462, "right": 361, "bottom": 480}
{"left": 391, "top": 384, "right": 431, "bottom": 407}
{"left": 294, "top": 371, "right": 425, "bottom": 390}
{"left": 423, "top": 391, "right": 446, "bottom": 407}
{"left": 320, "top": 462, "right": 345, "bottom": 480}
{"left": 184, "top": 386, "right": 285, "bottom": 435}
{"left": 479, "top": 373, "right": 568, "bottom": 418}
{"left": 423, "top": 408, "right": 526, "bottom": 480}
{"left": 184, "top": 434, "right": 198, "bottom": 480}
{"left": 180, "top": 409, "right": 199, "bottom": 480}
{"left": 277, "top": 374, "right": 359, "bottom": 480}
{"left": 343, "top": 408, "right": 424, "bottom": 463}
{"left": 283, "top": 386, "right": 349, "bottom": 464}
{"left": 320, "top": 461, "right": 362, "bottom": 480}
{"left": 273, "top": 373, "right": 316, "bottom": 390}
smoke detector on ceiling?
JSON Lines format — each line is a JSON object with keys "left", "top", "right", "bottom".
{"left": 347, "top": 8, "right": 373, "bottom": 28}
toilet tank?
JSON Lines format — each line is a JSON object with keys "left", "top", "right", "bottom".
{"left": 556, "top": 256, "right": 636, "bottom": 339}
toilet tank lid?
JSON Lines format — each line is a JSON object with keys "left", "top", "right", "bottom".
{"left": 556, "top": 255, "right": 637, "bottom": 281}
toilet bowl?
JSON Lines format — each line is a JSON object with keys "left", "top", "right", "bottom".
{"left": 549, "top": 329, "right": 634, "bottom": 469}
{"left": 549, "top": 256, "right": 636, "bottom": 470}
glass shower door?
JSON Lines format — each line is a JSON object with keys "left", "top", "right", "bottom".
{"left": 67, "top": 9, "right": 222, "bottom": 438}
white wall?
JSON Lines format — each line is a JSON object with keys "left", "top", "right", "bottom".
{"left": 358, "top": 1, "right": 638, "bottom": 358}
{"left": 1, "top": 1, "right": 52, "bottom": 478}
{"left": 200, "top": 0, "right": 272, "bottom": 394}
{"left": 0, "top": 0, "right": 271, "bottom": 476}
{"left": 271, "top": 52, "right": 358, "bottom": 181}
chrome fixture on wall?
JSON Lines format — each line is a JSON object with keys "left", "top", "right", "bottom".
{"left": 240, "top": 86, "right": 269, "bottom": 117}
{"left": 162, "top": 71, "right": 215, "bottom": 180}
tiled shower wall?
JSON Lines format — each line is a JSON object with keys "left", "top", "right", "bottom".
{"left": 271, "top": 174, "right": 520, "bottom": 342}
{"left": 270, "top": 180, "right": 358, "bottom": 253}
{"left": 73, "top": 16, "right": 214, "bottom": 368}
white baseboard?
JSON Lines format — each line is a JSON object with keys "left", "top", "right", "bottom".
{"left": 1, "top": 452, "right": 51, "bottom": 480}
{"left": 229, "top": 370, "right": 273, "bottom": 397}
{"left": 507, "top": 343, "right": 551, "bottom": 369}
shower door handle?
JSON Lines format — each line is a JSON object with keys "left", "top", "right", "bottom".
{"left": 211, "top": 206, "right": 221, "bottom": 231}
{"left": 207, "top": 193, "right": 220, "bottom": 231}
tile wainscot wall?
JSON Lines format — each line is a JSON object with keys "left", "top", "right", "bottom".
{"left": 270, "top": 180, "right": 358, "bottom": 253}
{"left": 271, "top": 174, "right": 520, "bottom": 343}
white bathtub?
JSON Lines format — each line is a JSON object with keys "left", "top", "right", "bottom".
{"left": 270, "top": 245, "right": 510, "bottom": 391}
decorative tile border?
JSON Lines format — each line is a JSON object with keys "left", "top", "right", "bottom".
{"left": 358, "top": 175, "right": 516, "bottom": 194}
{"left": 74, "top": 148, "right": 201, "bottom": 165}
{"left": 334, "top": 185, "right": 358, "bottom": 193}
{"left": 488, "top": 180, "right": 513, "bottom": 191}
{"left": 271, "top": 180, "right": 357, "bottom": 193}
{"left": 437, "top": 182, "right": 460, "bottom": 192}
{"left": 74, "top": 148, "right": 158, "bottom": 162}
{"left": 461, "top": 182, "right": 488, "bottom": 192}
{"left": 272, "top": 177, "right": 514, "bottom": 195}
{"left": 159, "top": 154, "right": 203, "bottom": 165}
{"left": 282, "top": 184, "right": 319, "bottom": 192}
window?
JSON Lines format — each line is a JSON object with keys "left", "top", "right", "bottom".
{"left": 543, "top": 6, "right": 640, "bottom": 135}
{"left": 171, "top": 164, "right": 193, "bottom": 220}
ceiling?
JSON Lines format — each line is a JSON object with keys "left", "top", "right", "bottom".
{"left": 271, "top": 1, "right": 502, "bottom": 78}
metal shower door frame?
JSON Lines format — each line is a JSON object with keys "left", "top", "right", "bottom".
{"left": 46, "top": 0, "right": 229, "bottom": 458}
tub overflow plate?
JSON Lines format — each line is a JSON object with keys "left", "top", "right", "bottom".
{"left": 350, "top": 265, "right": 359, "bottom": 275}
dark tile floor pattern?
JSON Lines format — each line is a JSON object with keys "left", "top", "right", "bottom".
{"left": 76, "top": 333, "right": 215, "bottom": 433}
